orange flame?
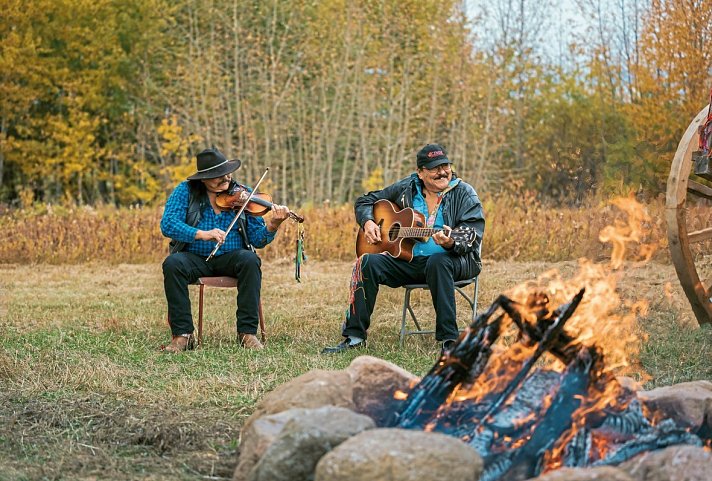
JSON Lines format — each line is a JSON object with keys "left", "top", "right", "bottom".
{"left": 598, "top": 195, "right": 657, "bottom": 270}
{"left": 394, "top": 390, "right": 409, "bottom": 401}
{"left": 428, "top": 196, "right": 661, "bottom": 470}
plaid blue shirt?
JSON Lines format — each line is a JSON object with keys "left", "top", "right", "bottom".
{"left": 160, "top": 181, "right": 276, "bottom": 257}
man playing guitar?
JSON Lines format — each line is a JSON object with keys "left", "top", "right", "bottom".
{"left": 321, "top": 144, "right": 485, "bottom": 354}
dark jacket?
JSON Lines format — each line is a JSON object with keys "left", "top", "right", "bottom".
{"left": 354, "top": 173, "right": 485, "bottom": 275}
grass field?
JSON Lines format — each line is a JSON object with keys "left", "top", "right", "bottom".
{"left": 2, "top": 259, "right": 711, "bottom": 480}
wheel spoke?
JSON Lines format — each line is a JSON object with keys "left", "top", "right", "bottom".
{"left": 688, "top": 226, "right": 712, "bottom": 244}
{"left": 667, "top": 104, "right": 712, "bottom": 326}
{"left": 687, "top": 179, "right": 712, "bottom": 200}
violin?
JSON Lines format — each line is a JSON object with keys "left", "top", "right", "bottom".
{"left": 216, "top": 181, "right": 304, "bottom": 223}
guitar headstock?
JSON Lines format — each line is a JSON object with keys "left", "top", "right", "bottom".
{"left": 450, "top": 226, "right": 478, "bottom": 248}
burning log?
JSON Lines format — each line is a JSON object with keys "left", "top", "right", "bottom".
{"left": 387, "top": 289, "right": 706, "bottom": 481}
{"left": 388, "top": 297, "right": 507, "bottom": 429}
{"left": 479, "top": 289, "right": 585, "bottom": 421}
{"left": 390, "top": 290, "right": 585, "bottom": 431}
{"left": 486, "top": 345, "right": 601, "bottom": 481}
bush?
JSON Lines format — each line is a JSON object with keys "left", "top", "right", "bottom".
{"left": 0, "top": 195, "right": 670, "bottom": 265}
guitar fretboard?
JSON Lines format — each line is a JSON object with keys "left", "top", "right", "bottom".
{"left": 397, "top": 227, "right": 441, "bottom": 238}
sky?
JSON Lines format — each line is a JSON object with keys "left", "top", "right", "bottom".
{"left": 464, "top": 0, "right": 593, "bottom": 64}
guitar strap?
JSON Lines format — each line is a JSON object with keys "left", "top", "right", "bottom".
{"left": 425, "top": 179, "right": 460, "bottom": 228}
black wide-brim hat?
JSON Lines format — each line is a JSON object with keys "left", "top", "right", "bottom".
{"left": 187, "top": 148, "right": 241, "bottom": 180}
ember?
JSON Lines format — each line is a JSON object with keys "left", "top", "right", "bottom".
{"left": 388, "top": 290, "right": 706, "bottom": 481}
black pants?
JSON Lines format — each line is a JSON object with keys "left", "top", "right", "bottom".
{"left": 342, "top": 252, "right": 478, "bottom": 342}
{"left": 163, "top": 249, "right": 262, "bottom": 336}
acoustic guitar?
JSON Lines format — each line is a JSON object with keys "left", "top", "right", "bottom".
{"left": 355, "top": 199, "right": 478, "bottom": 261}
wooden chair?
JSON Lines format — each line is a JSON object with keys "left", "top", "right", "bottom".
{"left": 399, "top": 276, "right": 479, "bottom": 346}
{"left": 172, "top": 276, "right": 266, "bottom": 346}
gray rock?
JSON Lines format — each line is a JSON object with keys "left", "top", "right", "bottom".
{"left": 233, "top": 408, "right": 308, "bottom": 481}
{"left": 530, "top": 466, "right": 635, "bottom": 481}
{"left": 619, "top": 444, "right": 712, "bottom": 481}
{"left": 242, "top": 370, "right": 354, "bottom": 434}
{"left": 346, "top": 355, "right": 418, "bottom": 426}
{"left": 249, "top": 406, "right": 375, "bottom": 481}
{"left": 637, "top": 380, "right": 712, "bottom": 432}
{"left": 314, "top": 428, "right": 483, "bottom": 481}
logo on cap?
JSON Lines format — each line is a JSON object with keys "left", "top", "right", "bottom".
{"left": 428, "top": 150, "right": 445, "bottom": 158}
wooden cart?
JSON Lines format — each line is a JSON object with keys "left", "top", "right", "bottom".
{"left": 666, "top": 102, "right": 712, "bottom": 326}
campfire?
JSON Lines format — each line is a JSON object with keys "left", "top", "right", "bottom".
{"left": 388, "top": 288, "right": 704, "bottom": 481}
{"left": 234, "top": 197, "right": 712, "bottom": 481}
{"left": 387, "top": 197, "right": 707, "bottom": 480}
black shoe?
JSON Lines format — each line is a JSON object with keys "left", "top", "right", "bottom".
{"left": 440, "top": 339, "right": 456, "bottom": 355}
{"left": 321, "top": 338, "right": 366, "bottom": 354}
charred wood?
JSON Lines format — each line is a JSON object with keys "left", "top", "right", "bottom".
{"left": 481, "top": 289, "right": 584, "bottom": 421}
{"left": 499, "top": 292, "right": 582, "bottom": 365}
{"left": 385, "top": 287, "right": 706, "bottom": 481}
{"left": 487, "top": 345, "right": 601, "bottom": 481}
{"left": 389, "top": 297, "right": 509, "bottom": 429}
{"left": 592, "top": 418, "right": 702, "bottom": 466}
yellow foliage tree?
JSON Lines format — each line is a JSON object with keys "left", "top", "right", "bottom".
{"left": 361, "top": 167, "right": 384, "bottom": 192}
{"left": 158, "top": 115, "right": 203, "bottom": 185}
{"left": 628, "top": 0, "right": 712, "bottom": 189}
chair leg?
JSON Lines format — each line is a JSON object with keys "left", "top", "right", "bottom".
{"left": 408, "top": 302, "right": 423, "bottom": 331}
{"left": 258, "top": 300, "right": 266, "bottom": 343}
{"left": 197, "top": 284, "right": 205, "bottom": 346}
{"left": 472, "top": 278, "right": 479, "bottom": 321}
{"left": 400, "top": 288, "right": 411, "bottom": 347}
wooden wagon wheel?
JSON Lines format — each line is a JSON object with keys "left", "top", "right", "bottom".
{"left": 666, "top": 103, "right": 712, "bottom": 326}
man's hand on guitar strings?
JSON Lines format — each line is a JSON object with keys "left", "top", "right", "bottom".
{"left": 363, "top": 220, "right": 382, "bottom": 244}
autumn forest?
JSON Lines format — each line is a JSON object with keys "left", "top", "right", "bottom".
{"left": 1, "top": 0, "right": 711, "bottom": 208}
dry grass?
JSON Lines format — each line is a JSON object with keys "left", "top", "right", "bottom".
{"left": 0, "top": 194, "right": 674, "bottom": 265}
{"left": 1, "top": 258, "right": 711, "bottom": 480}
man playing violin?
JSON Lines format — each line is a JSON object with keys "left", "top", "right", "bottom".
{"left": 322, "top": 143, "right": 485, "bottom": 354}
{"left": 160, "top": 147, "right": 289, "bottom": 352}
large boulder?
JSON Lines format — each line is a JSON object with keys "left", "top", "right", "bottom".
{"left": 314, "top": 428, "right": 483, "bottom": 481}
{"left": 233, "top": 408, "right": 308, "bottom": 481}
{"left": 619, "top": 444, "right": 712, "bottom": 481}
{"left": 248, "top": 406, "right": 375, "bottom": 481}
{"left": 637, "top": 381, "right": 712, "bottom": 432}
{"left": 346, "top": 355, "right": 419, "bottom": 426}
{"left": 530, "top": 467, "right": 635, "bottom": 481}
{"left": 242, "top": 370, "right": 354, "bottom": 433}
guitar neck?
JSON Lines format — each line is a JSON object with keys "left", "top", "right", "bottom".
{"left": 397, "top": 227, "right": 441, "bottom": 238}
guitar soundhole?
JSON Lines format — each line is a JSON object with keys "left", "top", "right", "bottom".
{"left": 388, "top": 223, "right": 400, "bottom": 241}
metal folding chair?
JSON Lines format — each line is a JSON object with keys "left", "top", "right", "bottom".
{"left": 399, "top": 276, "right": 479, "bottom": 346}
{"left": 399, "top": 242, "right": 482, "bottom": 346}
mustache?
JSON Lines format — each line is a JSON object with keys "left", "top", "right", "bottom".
{"left": 436, "top": 174, "right": 449, "bottom": 180}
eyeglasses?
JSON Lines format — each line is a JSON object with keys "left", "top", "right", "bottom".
{"left": 423, "top": 164, "right": 451, "bottom": 174}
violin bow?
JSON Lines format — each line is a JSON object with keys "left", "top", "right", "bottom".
{"left": 206, "top": 168, "right": 270, "bottom": 262}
